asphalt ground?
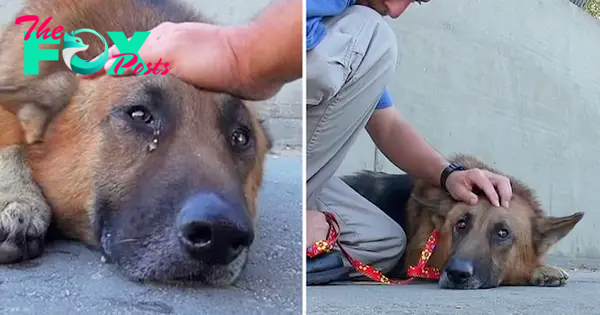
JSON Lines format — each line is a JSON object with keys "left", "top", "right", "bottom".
{"left": 307, "top": 268, "right": 600, "bottom": 315}
{"left": 0, "top": 154, "right": 303, "bottom": 315}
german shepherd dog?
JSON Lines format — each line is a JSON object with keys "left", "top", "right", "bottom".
{"left": 0, "top": 0, "right": 271, "bottom": 285}
{"left": 343, "top": 154, "right": 584, "bottom": 289}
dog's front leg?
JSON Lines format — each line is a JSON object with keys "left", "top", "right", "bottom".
{"left": 0, "top": 145, "right": 51, "bottom": 263}
{"left": 530, "top": 264, "right": 570, "bottom": 287}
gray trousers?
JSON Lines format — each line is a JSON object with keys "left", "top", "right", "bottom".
{"left": 306, "top": 5, "right": 406, "bottom": 278}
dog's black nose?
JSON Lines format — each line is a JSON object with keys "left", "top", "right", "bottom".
{"left": 445, "top": 258, "right": 474, "bottom": 284}
{"left": 177, "top": 192, "right": 253, "bottom": 265}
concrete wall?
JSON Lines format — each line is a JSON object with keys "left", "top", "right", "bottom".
{"left": 336, "top": 0, "right": 600, "bottom": 259}
{"left": 0, "top": 0, "right": 303, "bottom": 152}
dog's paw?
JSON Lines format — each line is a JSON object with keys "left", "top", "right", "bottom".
{"left": 530, "top": 264, "right": 569, "bottom": 287}
{"left": 0, "top": 197, "right": 51, "bottom": 264}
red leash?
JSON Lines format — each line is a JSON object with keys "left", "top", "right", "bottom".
{"left": 307, "top": 212, "right": 441, "bottom": 284}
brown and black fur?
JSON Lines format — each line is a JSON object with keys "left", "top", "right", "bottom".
{"left": 0, "top": 0, "right": 272, "bottom": 285}
{"left": 343, "top": 154, "right": 584, "bottom": 289}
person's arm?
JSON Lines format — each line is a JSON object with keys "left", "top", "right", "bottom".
{"left": 82, "top": 0, "right": 302, "bottom": 101}
{"left": 367, "top": 105, "right": 512, "bottom": 207}
{"left": 165, "top": 0, "right": 302, "bottom": 99}
{"left": 228, "top": 0, "right": 303, "bottom": 92}
{"left": 366, "top": 106, "right": 449, "bottom": 186}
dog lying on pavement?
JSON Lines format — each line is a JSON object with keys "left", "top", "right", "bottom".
{"left": 343, "top": 154, "right": 584, "bottom": 289}
{"left": 0, "top": 0, "right": 271, "bottom": 285}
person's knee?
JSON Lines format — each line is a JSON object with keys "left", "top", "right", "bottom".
{"left": 381, "top": 219, "right": 407, "bottom": 263}
{"left": 375, "top": 22, "right": 398, "bottom": 73}
{"left": 350, "top": 218, "right": 406, "bottom": 274}
{"left": 342, "top": 5, "right": 398, "bottom": 67}
{"left": 358, "top": 214, "right": 406, "bottom": 270}
{"left": 307, "top": 6, "right": 398, "bottom": 107}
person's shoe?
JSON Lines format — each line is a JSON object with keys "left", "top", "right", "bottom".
{"left": 306, "top": 251, "right": 351, "bottom": 285}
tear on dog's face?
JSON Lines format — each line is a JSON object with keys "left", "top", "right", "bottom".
{"left": 39, "top": 75, "right": 271, "bottom": 285}
{"left": 435, "top": 197, "right": 583, "bottom": 290}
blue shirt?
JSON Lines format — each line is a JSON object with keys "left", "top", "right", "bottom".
{"left": 306, "top": 0, "right": 393, "bottom": 110}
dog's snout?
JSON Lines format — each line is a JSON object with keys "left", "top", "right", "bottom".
{"left": 445, "top": 258, "right": 474, "bottom": 284}
{"left": 177, "top": 192, "right": 253, "bottom": 265}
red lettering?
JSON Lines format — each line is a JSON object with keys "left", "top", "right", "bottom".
{"left": 110, "top": 58, "right": 170, "bottom": 75}
{"left": 36, "top": 17, "right": 53, "bottom": 40}
{"left": 161, "top": 63, "right": 172, "bottom": 75}
{"left": 15, "top": 15, "right": 63, "bottom": 41}
{"left": 151, "top": 58, "right": 166, "bottom": 75}
{"left": 143, "top": 62, "right": 154, "bottom": 75}
{"left": 15, "top": 15, "right": 39, "bottom": 40}
{"left": 141, "top": 60, "right": 171, "bottom": 75}
{"left": 133, "top": 61, "right": 146, "bottom": 75}
{"left": 111, "top": 53, "right": 138, "bottom": 73}
{"left": 50, "top": 26, "right": 63, "bottom": 40}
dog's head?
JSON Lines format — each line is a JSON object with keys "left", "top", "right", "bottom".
{"left": 434, "top": 197, "right": 583, "bottom": 290}
{"left": 29, "top": 74, "right": 271, "bottom": 285}
{"left": 415, "top": 156, "right": 583, "bottom": 290}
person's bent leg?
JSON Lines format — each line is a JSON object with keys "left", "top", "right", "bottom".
{"left": 306, "top": 5, "right": 398, "bottom": 194}
{"left": 305, "top": 6, "right": 405, "bottom": 283}
{"left": 313, "top": 177, "right": 406, "bottom": 279}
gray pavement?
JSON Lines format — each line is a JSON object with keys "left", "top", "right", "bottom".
{"left": 0, "top": 154, "right": 302, "bottom": 315}
{"left": 307, "top": 269, "right": 600, "bottom": 315}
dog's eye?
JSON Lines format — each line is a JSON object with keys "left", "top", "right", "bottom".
{"left": 127, "top": 106, "right": 153, "bottom": 124}
{"left": 231, "top": 128, "right": 250, "bottom": 149}
{"left": 497, "top": 228, "right": 510, "bottom": 239}
{"left": 455, "top": 218, "right": 467, "bottom": 230}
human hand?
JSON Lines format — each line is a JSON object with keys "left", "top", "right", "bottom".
{"left": 79, "top": 22, "right": 281, "bottom": 100}
{"left": 445, "top": 169, "right": 512, "bottom": 208}
{"left": 306, "top": 210, "right": 330, "bottom": 248}
{"left": 80, "top": 22, "right": 198, "bottom": 78}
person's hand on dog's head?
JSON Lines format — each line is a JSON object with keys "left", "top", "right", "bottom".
{"left": 78, "top": 22, "right": 278, "bottom": 99}
{"left": 78, "top": 0, "right": 303, "bottom": 103}
{"left": 445, "top": 169, "right": 512, "bottom": 208}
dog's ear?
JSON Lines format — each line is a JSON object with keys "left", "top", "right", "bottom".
{"left": 533, "top": 212, "right": 584, "bottom": 255}
{"left": 410, "top": 186, "right": 456, "bottom": 218}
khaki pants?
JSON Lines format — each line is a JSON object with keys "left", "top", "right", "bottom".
{"left": 306, "top": 5, "right": 406, "bottom": 278}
